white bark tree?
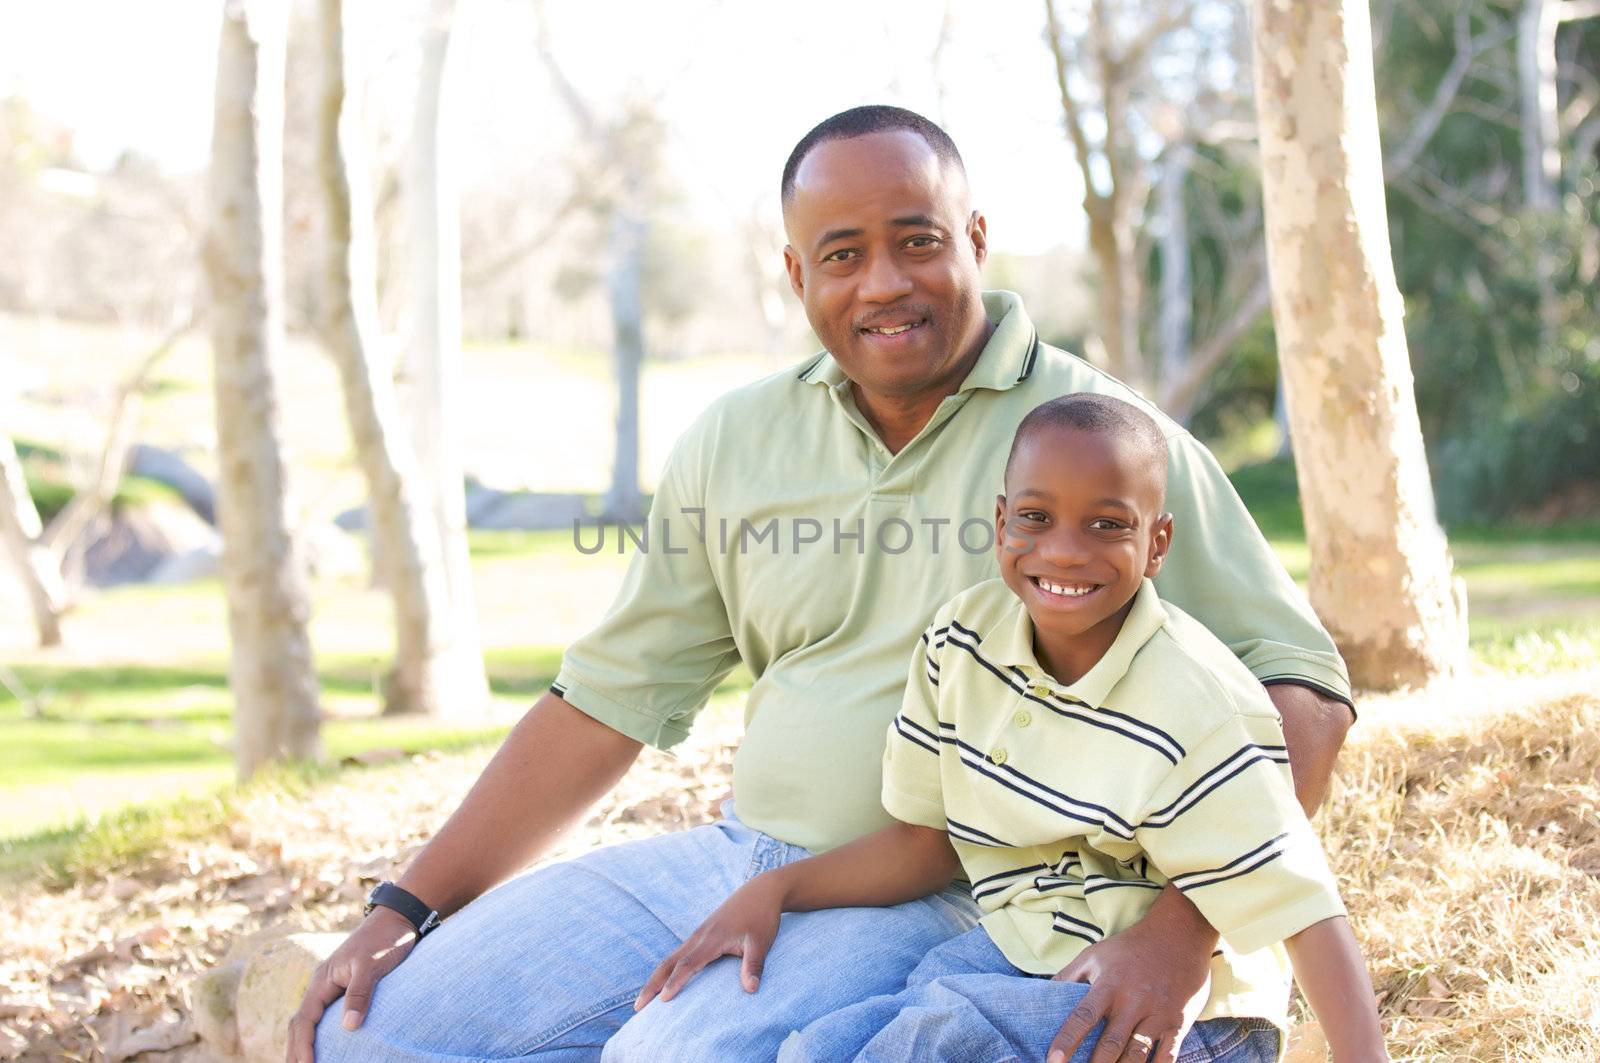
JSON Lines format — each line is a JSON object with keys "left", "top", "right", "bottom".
{"left": 403, "top": 0, "right": 489, "bottom": 709}
{"left": 1251, "top": 0, "right": 1467, "bottom": 689}
{"left": 0, "top": 432, "right": 66, "bottom": 646}
{"left": 316, "top": 0, "right": 480, "bottom": 717}
{"left": 204, "top": 0, "right": 323, "bottom": 776}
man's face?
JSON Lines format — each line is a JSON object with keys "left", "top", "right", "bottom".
{"left": 995, "top": 425, "right": 1172, "bottom": 652}
{"left": 782, "top": 130, "right": 990, "bottom": 399}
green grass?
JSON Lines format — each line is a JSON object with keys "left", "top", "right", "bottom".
{"left": 1229, "top": 458, "right": 1600, "bottom": 668}
{"left": 0, "top": 456, "right": 1591, "bottom": 886}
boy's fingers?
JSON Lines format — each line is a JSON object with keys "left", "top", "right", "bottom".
{"left": 634, "top": 955, "right": 680, "bottom": 1010}
{"left": 739, "top": 935, "right": 768, "bottom": 992}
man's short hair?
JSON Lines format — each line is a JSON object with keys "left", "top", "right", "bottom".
{"left": 1005, "top": 393, "right": 1169, "bottom": 498}
{"left": 780, "top": 105, "right": 965, "bottom": 207}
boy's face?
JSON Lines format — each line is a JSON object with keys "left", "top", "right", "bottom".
{"left": 994, "top": 424, "right": 1172, "bottom": 662}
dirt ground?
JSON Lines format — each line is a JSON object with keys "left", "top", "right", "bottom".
{"left": 2, "top": 670, "right": 1598, "bottom": 1062}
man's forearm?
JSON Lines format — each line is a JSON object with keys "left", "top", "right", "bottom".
{"left": 1267, "top": 682, "right": 1354, "bottom": 816}
{"left": 396, "top": 692, "right": 643, "bottom": 917}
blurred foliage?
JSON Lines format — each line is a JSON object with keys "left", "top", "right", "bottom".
{"left": 1183, "top": 3, "right": 1600, "bottom": 523}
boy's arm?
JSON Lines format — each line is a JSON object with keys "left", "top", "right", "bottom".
{"left": 634, "top": 820, "right": 957, "bottom": 1008}
{"left": 1285, "top": 917, "right": 1388, "bottom": 1061}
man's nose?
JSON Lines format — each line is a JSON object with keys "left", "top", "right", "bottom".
{"left": 856, "top": 251, "right": 914, "bottom": 304}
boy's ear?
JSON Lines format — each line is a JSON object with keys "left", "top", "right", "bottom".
{"left": 992, "top": 494, "right": 1006, "bottom": 561}
{"left": 1144, "top": 512, "right": 1174, "bottom": 578}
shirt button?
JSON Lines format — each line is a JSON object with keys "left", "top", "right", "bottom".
{"left": 1013, "top": 710, "right": 1032, "bottom": 728}
{"left": 990, "top": 747, "right": 1009, "bottom": 766}
{"left": 1029, "top": 683, "right": 1051, "bottom": 699}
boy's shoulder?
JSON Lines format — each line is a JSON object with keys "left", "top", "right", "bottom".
{"left": 1118, "top": 596, "right": 1283, "bottom": 740}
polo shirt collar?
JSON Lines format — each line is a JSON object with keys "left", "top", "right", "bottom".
{"left": 989, "top": 579, "right": 1169, "bottom": 709}
{"left": 797, "top": 290, "right": 1040, "bottom": 394}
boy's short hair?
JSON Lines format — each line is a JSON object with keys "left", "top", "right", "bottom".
{"left": 1005, "top": 394, "right": 1169, "bottom": 501}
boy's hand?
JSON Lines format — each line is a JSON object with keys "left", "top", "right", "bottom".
{"left": 634, "top": 875, "right": 785, "bottom": 1010}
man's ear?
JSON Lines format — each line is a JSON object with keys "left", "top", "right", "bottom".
{"left": 783, "top": 245, "right": 804, "bottom": 300}
{"left": 1145, "top": 512, "right": 1174, "bottom": 578}
{"left": 968, "top": 211, "right": 988, "bottom": 268}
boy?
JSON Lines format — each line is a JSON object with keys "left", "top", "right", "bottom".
{"left": 634, "top": 394, "right": 1387, "bottom": 1063}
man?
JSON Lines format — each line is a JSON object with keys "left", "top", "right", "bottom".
{"left": 297, "top": 105, "right": 1355, "bottom": 1063}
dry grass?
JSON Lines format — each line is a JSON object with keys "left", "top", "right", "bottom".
{"left": 3, "top": 673, "right": 1598, "bottom": 1060}
{"left": 1323, "top": 670, "right": 1600, "bottom": 1062}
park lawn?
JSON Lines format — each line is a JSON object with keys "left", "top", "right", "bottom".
{"left": 1, "top": 463, "right": 1595, "bottom": 881}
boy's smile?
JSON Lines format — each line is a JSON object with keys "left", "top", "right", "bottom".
{"left": 995, "top": 422, "right": 1172, "bottom": 685}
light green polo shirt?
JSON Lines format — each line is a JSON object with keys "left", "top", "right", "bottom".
{"left": 552, "top": 290, "right": 1350, "bottom": 854}
{"left": 883, "top": 577, "right": 1346, "bottom": 1031}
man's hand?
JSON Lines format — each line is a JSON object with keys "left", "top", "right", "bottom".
{"left": 634, "top": 875, "right": 785, "bottom": 1010}
{"left": 1045, "top": 888, "right": 1215, "bottom": 1063}
{"left": 285, "top": 907, "right": 418, "bottom": 1063}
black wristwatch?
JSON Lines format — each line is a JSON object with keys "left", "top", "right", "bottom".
{"left": 364, "top": 881, "right": 441, "bottom": 938}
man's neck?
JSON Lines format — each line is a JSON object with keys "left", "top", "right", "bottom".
{"left": 851, "top": 319, "right": 995, "bottom": 454}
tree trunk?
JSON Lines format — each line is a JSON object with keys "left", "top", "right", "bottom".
{"left": 316, "top": 0, "right": 475, "bottom": 717}
{"left": 1157, "top": 143, "right": 1194, "bottom": 388}
{"left": 0, "top": 432, "right": 65, "bottom": 647}
{"left": 1518, "top": 0, "right": 1562, "bottom": 212}
{"left": 1251, "top": 0, "right": 1466, "bottom": 689}
{"left": 404, "top": 0, "right": 488, "bottom": 712}
{"left": 603, "top": 176, "right": 646, "bottom": 522}
{"left": 204, "top": 0, "right": 323, "bottom": 777}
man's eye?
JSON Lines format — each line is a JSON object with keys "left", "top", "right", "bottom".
{"left": 906, "top": 236, "right": 940, "bottom": 250}
{"left": 824, "top": 249, "right": 857, "bottom": 263}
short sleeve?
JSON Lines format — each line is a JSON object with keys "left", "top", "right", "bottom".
{"left": 1157, "top": 434, "right": 1353, "bottom": 710}
{"left": 552, "top": 428, "right": 741, "bottom": 751}
{"left": 880, "top": 619, "right": 947, "bottom": 830}
{"left": 1134, "top": 710, "right": 1346, "bottom": 955}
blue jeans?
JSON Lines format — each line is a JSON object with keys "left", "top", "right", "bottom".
{"left": 777, "top": 927, "right": 1281, "bottom": 1063}
{"left": 313, "top": 806, "right": 978, "bottom": 1061}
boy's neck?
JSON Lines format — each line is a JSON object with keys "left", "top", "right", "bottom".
{"left": 1029, "top": 595, "right": 1139, "bottom": 687}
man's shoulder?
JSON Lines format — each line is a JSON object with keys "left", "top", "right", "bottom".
{"left": 928, "top": 577, "right": 1016, "bottom": 635}
{"left": 1016, "top": 343, "right": 1186, "bottom": 442}
{"left": 669, "top": 354, "right": 830, "bottom": 460}
{"left": 1119, "top": 600, "right": 1280, "bottom": 735}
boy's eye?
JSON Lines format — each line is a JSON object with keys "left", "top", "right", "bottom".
{"left": 1089, "top": 518, "right": 1127, "bottom": 531}
{"left": 1018, "top": 510, "right": 1049, "bottom": 523}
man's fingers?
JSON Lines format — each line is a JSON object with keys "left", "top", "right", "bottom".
{"left": 1112, "top": 1024, "right": 1163, "bottom": 1063}
{"left": 1151, "top": 1028, "right": 1182, "bottom": 1063}
{"left": 338, "top": 968, "right": 375, "bottom": 1031}
{"left": 1045, "top": 990, "right": 1109, "bottom": 1063}
{"left": 285, "top": 968, "right": 346, "bottom": 1063}
{"left": 1086, "top": 1011, "right": 1146, "bottom": 1063}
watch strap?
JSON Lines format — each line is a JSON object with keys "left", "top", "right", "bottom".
{"left": 366, "top": 881, "right": 440, "bottom": 937}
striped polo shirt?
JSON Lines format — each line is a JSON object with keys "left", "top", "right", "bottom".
{"left": 883, "top": 577, "right": 1346, "bottom": 1028}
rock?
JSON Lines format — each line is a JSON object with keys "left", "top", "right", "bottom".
{"left": 191, "top": 959, "right": 244, "bottom": 1059}
{"left": 147, "top": 543, "right": 221, "bottom": 584}
{"left": 469, "top": 490, "right": 590, "bottom": 531}
{"left": 1283, "top": 1021, "right": 1329, "bottom": 1062}
{"left": 193, "top": 931, "right": 344, "bottom": 1063}
{"left": 128, "top": 444, "right": 217, "bottom": 524}
{"left": 81, "top": 502, "right": 219, "bottom": 586}
{"left": 234, "top": 933, "right": 344, "bottom": 1063}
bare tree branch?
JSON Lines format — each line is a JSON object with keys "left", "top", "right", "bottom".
{"left": 1385, "top": 9, "right": 1517, "bottom": 179}
{"left": 1160, "top": 265, "right": 1271, "bottom": 420}
{"left": 1043, "top": 0, "right": 1106, "bottom": 206}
